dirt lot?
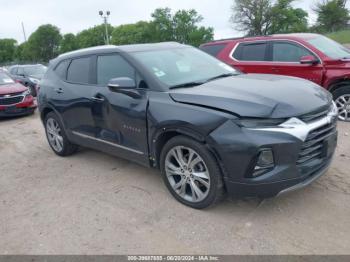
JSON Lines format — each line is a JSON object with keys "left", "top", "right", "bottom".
{"left": 0, "top": 113, "right": 349, "bottom": 255}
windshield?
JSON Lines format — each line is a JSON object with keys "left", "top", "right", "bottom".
{"left": 0, "top": 72, "right": 15, "bottom": 85}
{"left": 23, "top": 65, "right": 47, "bottom": 76}
{"left": 131, "top": 47, "right": 239, "bottom": 88}
{"left": 307, "top": 35, "right": 350, "bottom": 59}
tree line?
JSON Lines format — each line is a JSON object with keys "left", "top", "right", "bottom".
{"left": 0, "top": 8, "right": 213, "bottom": 64}
{"left": 232, "top": 0, "right": 349, "bottom": 35}
{"left": 0, "top": 0, "right": 349, "bottom": 64}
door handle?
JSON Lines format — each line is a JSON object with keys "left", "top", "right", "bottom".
{"left": 54, "top": 87, "right": 64, "bottom": 94}
{"left": 271, "top": 67, "right": 280, "bottom": 72}
{"left": 91, "top": 95, "right": 105, "bottom": 102}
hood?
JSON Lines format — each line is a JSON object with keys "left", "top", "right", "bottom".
{"left": 169, "top": 74, "right": 332, "bottom": 119}
{"left": 323, "top": 58, "right": 350, "bottom": 70}
{"left": 0, "top": 83, "right": 27, "bottom": 95}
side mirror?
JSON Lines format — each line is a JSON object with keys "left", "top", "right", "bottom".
{"left": 108, "top": 77, "right": 136, "bottom": 90}
{"left": 300, "top": 55, "right": 319, "bottom": 65}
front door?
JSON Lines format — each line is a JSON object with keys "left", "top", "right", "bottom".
{"left": 91, "top": 53, "right": 149, "bottom": 165}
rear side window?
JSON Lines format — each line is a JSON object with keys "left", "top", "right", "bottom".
{"left": 272, "top": 42, "right": 313, "bottom": 62}
{"left": 54, "top": 60, "right": 70, "bottom": 80}
{"left": 200, "top": 44, "right": 227, "bottom": 57}
{"left": 233, "top": 42, "right": 267, "bottom": 61}
{"left": 10, "top": 67, "right": 17, "bottom": 75}
{"left": 67, "top": 57, "right": 91, "bottom": 84}
{"left": 97, "top": 54, "right": 135, "bottom": 86}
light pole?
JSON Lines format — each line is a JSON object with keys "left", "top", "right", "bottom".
{"left": 99, "top": 10, "right": 111, "bottom": 45}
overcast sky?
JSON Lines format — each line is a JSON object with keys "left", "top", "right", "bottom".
{"left": 0, "top": 0, "right": 322, "bottom": 43}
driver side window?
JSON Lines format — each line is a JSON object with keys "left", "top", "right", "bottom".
{"left": 97, "top": 54, "right": 136, "bottom": 86}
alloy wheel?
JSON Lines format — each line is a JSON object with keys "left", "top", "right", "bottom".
{"left": 165, "top": 146, "right": 210, "bottom": 203}
{"left": 335, "top": 94, "right": 350, "bottom": 121}
{"left": 46, "top": 118, "right": 64, "bottom": 152}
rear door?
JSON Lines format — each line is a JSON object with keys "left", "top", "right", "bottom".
{"left": 230, "top": 41, "right": 271, "bottom": 74}
{"left": 55, "top": 56, "right": 97, "bottom": 138}
{"left": 268, "top": 41, "right": 324, "bottom": 85}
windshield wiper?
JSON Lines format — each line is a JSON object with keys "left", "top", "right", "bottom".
{"left": 204, "top": 73, "right": 237, "bottom": 83}
{"left": 169, "top": 81, "right": 204, "bottom": 90}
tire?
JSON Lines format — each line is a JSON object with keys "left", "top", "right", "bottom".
{"left": 333, "top": 86, "right": 350, "bottom": 122}
{"left": 44, "top": 112, "right": 78, "bottom": 156}
{"left": 160, "top": 136, "right": 225, "bottom": 209}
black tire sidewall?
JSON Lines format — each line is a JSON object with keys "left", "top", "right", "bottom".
{"left": 160, "top": 136, "right": 224, "bottom": 209}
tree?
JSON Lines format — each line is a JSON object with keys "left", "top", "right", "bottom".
{"left": 269, "top": 0, "right": 308, "bottom": 34}
{"left": 111, "top": 21, "right": 154, "bottom": 45}
{"left": 60, "top": 33, "right": 78, "bottom": 53}
{"left": 150, "top": 8, "right": 174, "bottom": 42}
{"left": 172, "top": 9, "right": 214, "bottom": 46}
{"left": 26, "top": 24, "right": 62, "bottom": 62}
{"left": 231, "top": 0, "right": 273, "bottom": 36}
{"left": 75, "top": 24, "right": 114, "bottom": 48}
{"left": 231, "top": 0, "right": 310, "bottom": 36}
{"left": 314, "top": 0, "right": 350, "bottom": 32}
{"left": 150, "top": 8, "right": 214, "bottom": 46}
{"left": 0, "top": 39, "right": 17, "bottom": 63}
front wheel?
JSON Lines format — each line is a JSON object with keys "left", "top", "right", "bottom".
{"left": 160, "top": 136, "right": 225, "bottom": 209}
{"left": 333, "top": 86, "right": 350, "bottom": 122}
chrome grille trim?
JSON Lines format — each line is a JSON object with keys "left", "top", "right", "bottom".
{"left": 0, "top": 95, "right": 25, "bottom": 106}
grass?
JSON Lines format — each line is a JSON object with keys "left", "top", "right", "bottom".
{"left": 326, "top": 30, "right": 350, "bottom": 44}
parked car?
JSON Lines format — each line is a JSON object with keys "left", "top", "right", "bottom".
{"left": 200, "top": 33, "right": 350, "bottom": 122}
{"left": 0, "top": 70, "right": 37, "bottom": 117}
{"left": 9, "top": 64, "right": 47, "bottom": 97}
{"left": 38, "top": 43, "right": 338, "bottom": 209}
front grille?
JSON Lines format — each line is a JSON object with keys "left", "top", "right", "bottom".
{"left": 299, "top": 107, "right": 330, "bottom": 123}
{"left": 0, "top": 95, "right": 24, "bottom": 105}
{"left": 297, "top": 118, "right": 337, "bottom": 165}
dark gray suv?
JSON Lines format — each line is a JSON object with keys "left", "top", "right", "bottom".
{"left": 38, "top": 43, "right": 338, "bottom": 209}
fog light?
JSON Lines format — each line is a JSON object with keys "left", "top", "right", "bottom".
{"left": 253, "top": 149, "right": 274, "bottom": 177}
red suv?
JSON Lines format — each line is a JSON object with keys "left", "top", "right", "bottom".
{"left": 200, "top": 33, "right": 350, "bottom": 121}
{"left": 0, "top": 70, "right": 36, "bottom": 117}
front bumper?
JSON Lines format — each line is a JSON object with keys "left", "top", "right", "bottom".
{"left": 224, "top": 157, "right": 332, "bottom": 198}
{"left": 0, "top": 96, "right": 37, "bottom": 117}
{"left": 209, "top": 114, "right": 337, "bottom": 198}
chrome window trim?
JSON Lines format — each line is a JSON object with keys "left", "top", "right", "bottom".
{"left": 229, "top": 39, "right": 323, "bottom": 65}
{"left": 249, "top": 102, "right": 337, "bottom": 142}
{"left": 71, "top": 131, "right": 144, "bottom": 155}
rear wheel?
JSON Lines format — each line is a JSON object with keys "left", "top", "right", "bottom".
{"left": 160, "top": 136, "right": 225, "bottom": 209}
{"left": 333, "top": 86, "right": 350, "bottom": 122}
{"left": 44, "top": 112, "right": 78, "bottom": 156}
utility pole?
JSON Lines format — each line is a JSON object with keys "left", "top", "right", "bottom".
{"left": 99, "top": 11, "right": 111, "bottom": 45}
{"left": 21, "top": 22, "right": 27, "bottom": 42}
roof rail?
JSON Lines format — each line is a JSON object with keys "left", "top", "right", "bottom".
{"left": 208, "top": 35, "right": 272, "bottom": 43}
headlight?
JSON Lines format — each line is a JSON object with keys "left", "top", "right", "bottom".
{"left": 235, "top": 118, "right": 286, "bottom": 128}
{"left": 22, "top": 89, "right": 31, "bottom": 96}
{"left": 28, "top": 77, "right": 40, "bottom": 84}
{"left": 330, "top": 101, "right": 338, "bottom": 116}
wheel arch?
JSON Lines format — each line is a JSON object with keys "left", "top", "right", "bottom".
{"left": 327, "top": 78, "right": 350, "bottom": 94}
{"left": 151, "top": 126, "right": 225, "bottom": 177}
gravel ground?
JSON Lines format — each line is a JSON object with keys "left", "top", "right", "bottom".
{"left": 0, "top": 112, "right": 349, "bottom": 255}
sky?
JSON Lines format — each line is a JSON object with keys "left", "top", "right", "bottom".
{"left": 0, "top": 0, "right": 321, "bottom": 44}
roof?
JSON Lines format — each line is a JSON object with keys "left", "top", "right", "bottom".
{"left": 57, "top": 42, "right": 186, "bottom": 60}
{"left": 202, "top": 33, "right": 321, "bottom": 45}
